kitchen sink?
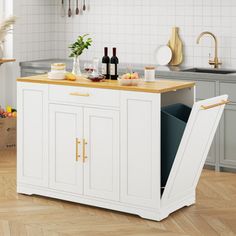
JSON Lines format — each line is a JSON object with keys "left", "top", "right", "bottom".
{"left": 181, "top": 68, "right": 236, "bottom": 74}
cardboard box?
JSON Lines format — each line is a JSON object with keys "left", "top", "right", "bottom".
{"left": 0, "top": 118, "right": 16, "bottom": 150}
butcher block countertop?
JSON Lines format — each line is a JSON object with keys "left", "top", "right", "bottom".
{"left": 17, "top": 74, "right": 195, "bottom": 94}
{"left": 0, "top": 58, "right": 16, "bottom": 65}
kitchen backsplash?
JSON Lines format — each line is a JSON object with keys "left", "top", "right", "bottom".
{"left": 13, "top": 0, "right": 56, "bottom": 61}
{"left": 53, "top": 0, "right": 236, "bottom": 68}
{"left": 12, "top": 0, "right": 236, "bottom": 68}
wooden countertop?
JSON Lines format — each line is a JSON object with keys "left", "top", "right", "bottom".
{"left": 0, "top": 58, "right": 16, "bottom": 65}
{"left": 17, "top": 74, "right": 195, "bottom": 94}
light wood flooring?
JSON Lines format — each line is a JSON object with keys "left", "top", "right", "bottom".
{"left": 0, "top": 149, "right": 236, "bottom": 236}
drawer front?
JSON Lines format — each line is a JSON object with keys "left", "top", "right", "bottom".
{"left": 195, "top": 81, "right": 215, "bottom": 100}
{"left": 49, "top": 85, "right": 120, "bottom": 107}
{"left": 220, "top": 83, "right": 236, "bottom": 103}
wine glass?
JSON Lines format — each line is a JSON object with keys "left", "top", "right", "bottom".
{"left": 91, "top": 57, "right": 99, "bottom": 76}
{"left": 83, "top": 62, "right": 93, "bottom": 76}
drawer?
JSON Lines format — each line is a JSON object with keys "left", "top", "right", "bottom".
{"left": 49, "top": 85, "right": 120, "bottom": 107}
{"left": 220, "top": 83, "right": 236, "bottom": 103}
{"left": 195, "top": 81, "right": 215, "bottom": 100}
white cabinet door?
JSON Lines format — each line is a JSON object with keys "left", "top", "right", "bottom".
{"left": 120, "top": 92, "right": 161, "bottom": 209}
{"left": 162, "top": 95, "right": 228, "bottom": 206}
{"left": 83, "top": 108, "right": 119, "bottom": 201}
{"left": 17, "top": 83, "right": 48, "bottom": 187}
{"left": 49, "top": 104, "right": 83, "bottom": 194}
{"left": 196, "top": 99, "right": 217, "bottom": 166}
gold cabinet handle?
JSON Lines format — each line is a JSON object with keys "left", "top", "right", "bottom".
{"left": 83, "top": 139, "right": 88, "bottom": 163}
{"left": 201, "top": 100, "right": 230, "bottom": 110}
{"left": 70, "top": 92, "right": 90, "bottom": 97}
{"left": 76, "top": 138, "right": 81, "bottom": 161}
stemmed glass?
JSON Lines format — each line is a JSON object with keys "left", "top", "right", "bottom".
{"left": 83, "top": 62, "right": 93, "bottom": 75}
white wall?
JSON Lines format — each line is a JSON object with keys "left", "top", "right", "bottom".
{"left": 54, "top": 0, "right": 236, "bottom": 68}
{"left": 13, "top": 0, "right": 56, "bottom": 62}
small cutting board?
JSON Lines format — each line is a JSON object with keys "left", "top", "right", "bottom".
{"left": 168, "top": 27, "right": 183, "bottom": 66}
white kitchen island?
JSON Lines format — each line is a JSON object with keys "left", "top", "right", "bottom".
{"left": 17, "top": 75, "right": 227, "bottom": 221}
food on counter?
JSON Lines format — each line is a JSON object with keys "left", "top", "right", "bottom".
{"left": 6, "top": 106, "right": 12, "bottom": 113}
{"left": 0, "top": 106, "right": 17, "bottom": 119}
{"left": 121, "top": 72, "right": 139, "bottom": 80}
{"left": 51, "top": 63, "right": 66, "bottom": 72}
{"left": 102, "top": 47, "right": 110, "bottom": 79}
{"left": 65, "top": 73, "right": 77, "bottom": 81}
{"left": 110, "top": 47, "right": 119, "bottom": 80}
{"left": 119, "top": 72, "right": 142, "bottom": 86}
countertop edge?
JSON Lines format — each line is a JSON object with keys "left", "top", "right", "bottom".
{"left": 17, "top": 77, "right": 195, "bottom": 94}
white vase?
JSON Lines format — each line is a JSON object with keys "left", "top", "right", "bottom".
{"left": 72, "top": 56, "right": 81, "bottom": 76}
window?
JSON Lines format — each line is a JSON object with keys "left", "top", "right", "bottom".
{"left": 0, "top": 0, "right": 4, "bottom": 20}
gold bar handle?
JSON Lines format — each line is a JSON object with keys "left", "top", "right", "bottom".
{"left": 83, "top": 139, "right": 88, "bottom": 163}
{"left": 201, "top": 100, "right": 230, "bottom": 110}
{"left": 70, "top": 92, "right": 90, "bottom": 97}
{"left": 76, "top": 138, "right": 81, "bottom": 161}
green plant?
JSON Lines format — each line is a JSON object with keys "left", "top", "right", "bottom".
{"left": 69, "top": 34, "right": 92, "bottom": 58}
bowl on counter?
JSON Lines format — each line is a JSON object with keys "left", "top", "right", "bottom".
{"left": 87, "top": 74, "right": 106, "bottom": 82}
{"left": 48, "top": 71, "right": 66, "bottom": 80}
{"left": 118, "top": 78, "right": 143, "bottom": 86}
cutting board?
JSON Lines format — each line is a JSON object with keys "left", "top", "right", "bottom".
{"left": 168, "top": 27, "right": 183, "bottom": 66}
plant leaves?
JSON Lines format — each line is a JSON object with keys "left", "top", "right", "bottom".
{"left": 69, "top": 34, "right": 93, "bottom": 57}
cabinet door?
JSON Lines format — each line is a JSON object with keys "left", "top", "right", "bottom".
{"left": 49, "top": 104, "right": 83, "bottom": 194}
{"left": 220, "top": 105, "right": 236, "bottom": 167}
{"left": 205, "top": 138, "right": 217, "bottom": 165}
{"left": 195, "top": 81, "right": 216, "bottom": 100}
{"left": 196, "top": 99, "right": 217, "bottom": 165}
{"left": 83, "top": 108, "right": 119, "bottom": 201}
{"left": 195, "top": 81, "right": 217, "bottom": 166}
{"left": 162, "top": 95, "right": 227, "bottom": 205}
{"left": 17, "top": 83, "right": 48, "bottom": 187}
{"left": 120, "top": 92, "right": 161, "bottom": 209}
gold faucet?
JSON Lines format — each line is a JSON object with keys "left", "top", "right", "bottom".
{"left": 196, "top": 31, "right": 222, "bottom": 68}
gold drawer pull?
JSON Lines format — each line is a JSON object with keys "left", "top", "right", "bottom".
{"left": 83, "top": 139, "right": 88, "bottom": 163}
{"left": 70, "top": 92, "right": 90, "bottom": 97}
{"left": 201, "top": 100, "right": 230, "bottom": 110}
{"left": 76, "top": 138, "right": 81, "bottom": 161}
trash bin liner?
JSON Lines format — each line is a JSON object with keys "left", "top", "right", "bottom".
{"left": 161, "top": 103, "right": 192, "bottom": 190}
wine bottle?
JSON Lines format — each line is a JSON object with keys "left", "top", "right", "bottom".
{"left": 110, "top": 47, "right": 119, "bottom": 80}
{"left": 102, "top": 47, "right": 110, "bottom": 79}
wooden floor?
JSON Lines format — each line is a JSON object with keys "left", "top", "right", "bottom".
{"left": 1, "top": 150, "right": 236, "bottom": 236}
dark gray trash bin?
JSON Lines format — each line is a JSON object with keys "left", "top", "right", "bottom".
{"left": 161, "top": 103, "right": 192, "bottom": 191}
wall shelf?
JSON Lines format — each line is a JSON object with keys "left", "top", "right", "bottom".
{"left": 0, "top": 58, "right": 16, "bottom": 65}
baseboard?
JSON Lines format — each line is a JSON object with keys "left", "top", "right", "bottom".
{"left": 17, "top": 183, "right": 195, "bottom": 222}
